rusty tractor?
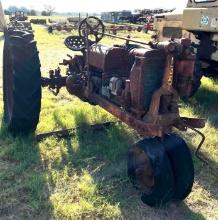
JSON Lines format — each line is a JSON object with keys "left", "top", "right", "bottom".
{"left": 3, "top": 15, "right": 207, "bottom": 207}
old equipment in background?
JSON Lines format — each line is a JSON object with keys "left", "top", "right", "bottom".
{"left": 3, "top": 14, "right": 206, "bottom": 207}
{"left": 7, "top": 10, "right": 32, "bottom": 31}
{"left": 9, "top": 11, "right": 28, "bottom": 22}
{"left": 153, "top": 0, "right": 218, "bottom": 84}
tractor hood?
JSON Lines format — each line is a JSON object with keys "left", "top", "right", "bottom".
{"left": 0, "top": 1, "right": 6, "bottom": 31}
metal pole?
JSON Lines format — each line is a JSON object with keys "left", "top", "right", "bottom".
{"left": 102, "top": 32, "right": 150, "bottom": 46}
{"left": 85, "top": 19, "right": 91, "bottom": 94}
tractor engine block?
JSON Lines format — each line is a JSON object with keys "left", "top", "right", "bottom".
{"left": 65, "top": 40, "right": 196, "bottom": 119}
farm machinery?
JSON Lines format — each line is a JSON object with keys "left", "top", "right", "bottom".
{"left": 2, "top": 9, "right": 207, "bottom": 207}
{"left": 30, "top": 18, "right": 47, "bottom": 25}
{"left": 8, "top": 10, "right": 32, "bottom": 31}
{"left": 9, "top": 11, "right": 28, "bottom": 22}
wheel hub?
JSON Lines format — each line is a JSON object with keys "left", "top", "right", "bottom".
{"left": 128, "top": 144, "right": 155, "bottom": 193}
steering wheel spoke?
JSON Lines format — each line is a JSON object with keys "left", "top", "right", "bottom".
{"left": 79, "top": 16, "right": 105, "bottom": 43}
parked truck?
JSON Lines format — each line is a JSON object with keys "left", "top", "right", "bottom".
{"left": 153, "top": 0, "right": 218, "bottom": 80}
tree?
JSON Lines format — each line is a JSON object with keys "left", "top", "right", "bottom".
{"left": 41, "top": 11, "right": 48, "bottom": 16}
{"left": 20, "top": 7, "right": 29, "bottom": 13}
{"left": 43, "top": 5, "right": 55, "bottom": 16}
{"left": 4, "top": 10, "right": 10, "bottom": 15}
{"left": 8, "top": 6, "right": 19, "bottom": 13}
{"left": 29, "top": 9, "right": 37, "bottom": 16}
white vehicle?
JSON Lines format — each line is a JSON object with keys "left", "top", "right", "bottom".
{"left": 153, "top": 0, "right": 218, "bottom": 77}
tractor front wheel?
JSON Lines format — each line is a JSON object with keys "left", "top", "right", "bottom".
{"left": 163, "top": 134, "right": 194, "bottom": 201}
{"left": 127, "top": 135, "right": 194, "bottom": 206}
{"left": 127, "top": 138, "right": 175, "bottom": 207}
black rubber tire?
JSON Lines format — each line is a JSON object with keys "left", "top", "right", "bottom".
{"left": 3, "top": 30, "right": 41, "bottom": 134}
{"left": 128, "top": 138, "right": 175, "bottom": 207}
{"left": 189, "top": 57, "right": 203, "bottom": 97}
{"left": 163, "top": 134, "right": 194, "bottom": 201}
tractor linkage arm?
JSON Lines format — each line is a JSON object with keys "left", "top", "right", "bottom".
{"left": 41, "top": 67, "right": 67, "bottom": 96}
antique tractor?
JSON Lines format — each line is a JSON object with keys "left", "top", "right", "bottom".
{"left": 3, "top": 16, "right": 206, "bottom": 207}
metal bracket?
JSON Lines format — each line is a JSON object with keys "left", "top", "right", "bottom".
{"left": 36, "top": 122, "right": 116, "bottom": 142}
{"left": 187, "top": 126, "right": 207, "bottom": 164}
{"left": 41, "top": 68, "right": 67, "bottom": 96}
{"left": 187, "top": 126, "right": 217, "bottom": 174}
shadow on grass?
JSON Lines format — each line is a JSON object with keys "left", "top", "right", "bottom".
{"left": 182, "top": 85, "right": 218, "bottom": 201}
{"left": 184, "top": 86, "right": 218, "bottom": 127}
{"left": 1, "top": 91, "right": 215, "bottom": 219}
{"left": 50, "top": 109, "right": 207, "bottom": 219}
{"left": 0, "top": 121, "right": 53, "bottom": 219}
{"left": 52, "top": 109, "right": 133, "bottom": 172}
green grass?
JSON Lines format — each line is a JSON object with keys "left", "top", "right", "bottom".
{"left": 0, "top": 24, "right": 217, "bottom": 219}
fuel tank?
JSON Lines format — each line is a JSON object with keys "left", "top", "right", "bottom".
{"left": 88, "top": 44, "right": 131, "bottom": 74}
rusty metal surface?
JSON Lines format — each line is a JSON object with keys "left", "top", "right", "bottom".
{"left": 90, "top": 93, "right": 164, "bottom": 137}
{"left": 63, "top": 39, "right": 205, "bottom": 137}
{"left": 173, "top": 39, "right": 196, "bottom": 97}
{"left": 45, "top": 21, "right": 205, "bottom": 139}
{"left": 128, "top": 144, "right": 154, "bottom": 193}
{"left": 181, "top": 117, "right": 206, "bottom": 129}
{"left": 174, "top": 56, "right": 196, "bottom": 97}
{"left": 151, "top": 39, "right": 197, "bottom": 98}
{"left": 129, "top": 46, "right": 166, "bottom": 57}
{"left": 129, "top": 47, "right": 166, "bottom": 115}
{"left": 142, "top": 54, "right": 180, "bottom": 131}
{"left": 129, "top": 57, "right": 146, "bottom": 114}
{"left": 89, "top": 45, "right": 130, "bottom": 73}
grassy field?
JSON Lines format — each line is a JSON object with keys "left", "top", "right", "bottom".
{"left": 0, "top": 24, "right": 217, "bottom": 220}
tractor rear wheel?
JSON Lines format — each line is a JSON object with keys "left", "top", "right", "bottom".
{"left": 3, "top": 30, "right": 41, "bottom": 134}
{"left": 127, "top": 138, "right": 175, "bottom": 207}
{"left": 163, "top": 134, "right": 194, "bottom": 201}
{"left": 190, "top": 58, "right": 203, "bottom": 97}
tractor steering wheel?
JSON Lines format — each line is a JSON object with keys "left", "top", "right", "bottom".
{"left": 78, "top": 16, "right": 105, "bottom": 43}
